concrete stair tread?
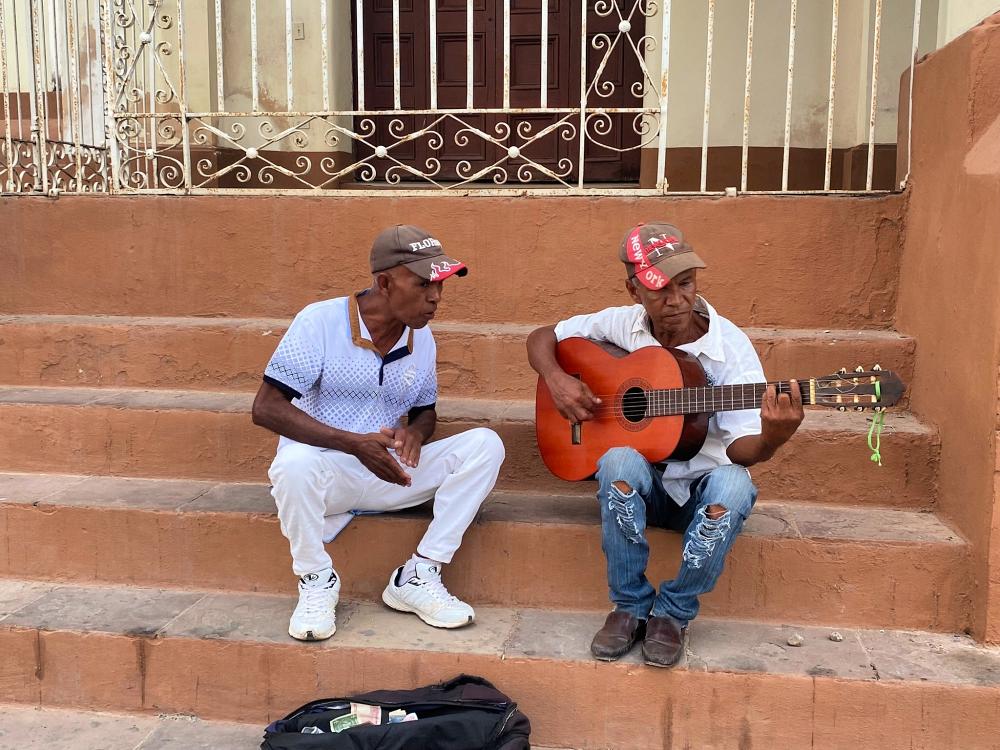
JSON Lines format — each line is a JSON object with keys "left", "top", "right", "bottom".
{"left": 0, "top": 471, "right": 966, "bottom": 631}
{"left": 2, "top": 581, "right": 995, "bottom": 750}
{"left": 1, "top": 578, "right": 997, "bottom": 688}
{"left": 0, "top": 704, "right": 570, "bottom": 749}
{"left": 0, "top": 704, "right": 266, "bottom": 749}
{"left": 0, "top": 703, "right": 571, "bottom": 749}
{"left": 0, "top": 384, "right": 929, "bottom": 434}
{"left": 0, "top": 472, "right": 962, "bottom": 546}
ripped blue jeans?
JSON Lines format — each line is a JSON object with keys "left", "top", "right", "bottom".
{"left": 595, "top": 447, "right": 757, "bottom": 627}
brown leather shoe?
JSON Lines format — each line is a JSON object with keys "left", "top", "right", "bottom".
{"left": 590, "top": 611, "right": 645, "bottom": 661}
{"left": 642, "top": 615, "right": 685, "bottom": 668}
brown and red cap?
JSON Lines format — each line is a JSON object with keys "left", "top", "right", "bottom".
{"left": 620, "top": 222, "right": 706, "bottom": 290}
{"left": 370, "top": 224, "right": 468, "bottom": 282}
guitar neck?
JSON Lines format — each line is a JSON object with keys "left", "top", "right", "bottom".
{"left": 646, "top": 380, "right": 813, "bottom": 417}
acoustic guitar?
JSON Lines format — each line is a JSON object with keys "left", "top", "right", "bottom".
{"left": 535, "top": 337, "right": 905, "bottom": 481}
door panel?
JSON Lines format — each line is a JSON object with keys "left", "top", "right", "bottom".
{"left": 358, "top": 2, "right": 641, "bottom": 183}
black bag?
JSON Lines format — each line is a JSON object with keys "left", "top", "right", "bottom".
{"left": 261, "top": 674, "right": 531, "bottom": 750}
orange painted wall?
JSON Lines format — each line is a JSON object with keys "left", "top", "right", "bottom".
{"left": 896, "top": 13, "right": 1000, "bottom": 641}
{"left": 0, "top": 193, "right": 901, "bottom": 330}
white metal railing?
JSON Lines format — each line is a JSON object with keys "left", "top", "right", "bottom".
{"left": 0, "top": 0, "right": 107, "bottom": 192}
{"left": 1, "top": 0, "right": 924, "bottom": 196}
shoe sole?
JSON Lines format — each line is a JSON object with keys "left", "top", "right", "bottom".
{"left": 381, "top": 587, "right": 474, "bottom": 629}
{"left": 642, "top": 656, "right": 683, "bottom": 668}
{"left": 288, "top": 626, "right": 336, "bottom": 642}
{"left": 641, "top": 644, "right": 685, "bottom": 668}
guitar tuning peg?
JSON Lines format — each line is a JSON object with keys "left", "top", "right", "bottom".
{"left": 872, "top": 363, "right": 882, "bottom": 371}
{"left": 855, "top": 406, "right": 865, "bottom": 412}
{"left": 837, "top": 406, "right": 847, "bottom": 412}
{"left": 838, "top": 368, "right": 847, "bottom": 376}
{"left": 854, "top": 365, "right": 864, "bottom": 373}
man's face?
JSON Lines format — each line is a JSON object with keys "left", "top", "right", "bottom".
{"left": 626, "top": 268, "right": 698, "bottom": 339}
{"left": 381, "top": 265, "right": 444, "bottom": 328}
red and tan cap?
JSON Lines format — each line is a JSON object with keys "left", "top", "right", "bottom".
{"left": 370, "top": 224, "right": 468, "bottom": 282}
{"left": 619, "top": 222, "right": 706, "bottom": 290}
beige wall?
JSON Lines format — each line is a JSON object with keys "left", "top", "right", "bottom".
{"left": 207, "top": 0, "right": 353, "bottom": 154}
{"left": 937, "top": 0, "right": 1000, "bottom": 45}
{"left": 644, "top": 0, "right": 933, "bottom": 150}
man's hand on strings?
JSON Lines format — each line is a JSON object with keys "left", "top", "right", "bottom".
{"left": 545, "top": 370, "right": 602, "bottom": 423}
{"left": 760, "top": 379, "right": 805, "bottom": 451}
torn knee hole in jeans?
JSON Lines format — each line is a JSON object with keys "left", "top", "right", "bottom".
{"left": 607, "top": 484, "right": 642, "bottom": 544}
{"left": 682, "top": 506, "right": 732, "bottom": 569}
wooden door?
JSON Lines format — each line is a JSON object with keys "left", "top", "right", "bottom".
{"left": 358, "top": 2, "right": 642, "bottom": 184}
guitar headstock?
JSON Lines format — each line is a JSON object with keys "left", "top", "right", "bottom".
{"left": 811, "top": 365, "right": 905, "bottom": 411}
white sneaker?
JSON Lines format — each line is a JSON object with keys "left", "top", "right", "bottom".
{"left": 288, "top": 568, "right": 340, "bottom": 641}
{"left": 381, "top": 562, "right": 475, "bottom": 629}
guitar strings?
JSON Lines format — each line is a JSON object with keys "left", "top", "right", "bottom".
{"left": 561, "top": 382, "right": 816, "bottom": 418}
{"left": 572, "top": 382, "right": 808, "bottom": 403}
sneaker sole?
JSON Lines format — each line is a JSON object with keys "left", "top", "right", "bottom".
{"left": 381, "top": 587, "right": 474, "bottom": 629}
{"left": 288, "top": 625, "right": 336, "bottom": 641}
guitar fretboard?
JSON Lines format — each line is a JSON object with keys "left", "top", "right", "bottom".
{"left": 642, "top": 380, "right": 812, "bottom": 417}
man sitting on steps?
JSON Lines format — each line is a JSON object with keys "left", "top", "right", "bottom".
{"left": 252, "top": 224, "right": 505, "bottom": 642}
{"left": 526, "top": 222, "right": 804, "bottom": 668}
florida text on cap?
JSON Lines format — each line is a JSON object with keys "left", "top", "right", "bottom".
{"left": 619, "top": 222, "right": 707, "bottom": 291}
{"left": 370, "top": 225, "right": 469, "bottom": 282}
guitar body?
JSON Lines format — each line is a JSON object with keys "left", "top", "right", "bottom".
{"left": 536, "top": 338, "right": 710, "bottom": 481}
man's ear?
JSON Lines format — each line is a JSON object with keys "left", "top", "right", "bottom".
{"left": 625, "top": 277, "right": 641, "bottom": 304}
{"left": 374, "top": 271, "right": 393, "bottom": 294}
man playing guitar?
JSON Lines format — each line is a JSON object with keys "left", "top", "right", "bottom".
{"left": 526, "top": 222, "right": 804, "bottom": 668}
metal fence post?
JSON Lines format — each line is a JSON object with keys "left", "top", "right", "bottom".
{"left": 28, "top": 0, "right": 48, "bottom": 192}
{"left": 98, "top": 0, "right": 119, "bottom": 191}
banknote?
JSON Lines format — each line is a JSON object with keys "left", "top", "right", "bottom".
{"left": 329, "top": 714, "right": 361, "bottom": 733}
{"left": 350, "top": 703, "right": 382, "bottom": 726}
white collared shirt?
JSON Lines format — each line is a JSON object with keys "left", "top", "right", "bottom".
{"left": 553, "top": 296, "right": 764, "bottom": 505}
{"left": 264, "top": 294, "right": 437, "bottom": 452}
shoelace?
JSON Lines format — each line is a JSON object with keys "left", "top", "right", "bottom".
{"left": 299, "top": 583, "right": 334, "bottom": 618}
{"left": 418, "top": 576, "right": 460, "bottom": 605}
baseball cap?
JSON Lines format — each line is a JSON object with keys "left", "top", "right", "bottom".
{"left": 619, "top": 222, "right": 706, "bottom": 290}
{"left": 370, "top": 225, "right": 468, "bottom": 282}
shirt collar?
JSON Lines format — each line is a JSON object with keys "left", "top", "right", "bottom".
{"left": 348, "top": 292, "right": 414, "bottom": 355}
{"left": 631, "top": 295, "right": 726, "bottom": 363}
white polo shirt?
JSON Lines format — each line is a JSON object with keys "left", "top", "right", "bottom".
{"left": 264, "top": 293, "right": 437, "bottom": 452}
{"left": 553, "top": 296, "right": 764, "bottom": 506}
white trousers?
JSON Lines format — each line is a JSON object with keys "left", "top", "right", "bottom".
{"left": 268, "top": 428, "right": 505, "bottom": 576}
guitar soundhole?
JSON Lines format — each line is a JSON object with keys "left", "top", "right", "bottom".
{"left": 621, "top": 387, "right": 648, "bottom": 423}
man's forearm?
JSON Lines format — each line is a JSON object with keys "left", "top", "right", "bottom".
{"left": 252, "top": 388, "right": 358, "bottom": 454}
{"left": 726, "top": 434, "right": 781, "bottom": 468}
{"left": 527, "top": 325, "right": 563, "bottom": 379}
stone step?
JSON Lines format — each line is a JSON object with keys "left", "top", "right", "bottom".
{"left": 1, "top": 579, "right": 996, "bottom": 750}
{"left": 0, "top": 473, "right": 968, "bottom": 632}
{"left": 0, "top": 704, "right": 267, "bottom": 750}
{"left": 0, "top": 314, "right": 916, "bottom": 402}
{"left": 1, "top": 194, "right": 903, "bottom": 328}
{"left": 0, "top": 703, "right": 569, "bottom": 749}
{"left": 0, "top": 387, "right": 937, "bottom": 507}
